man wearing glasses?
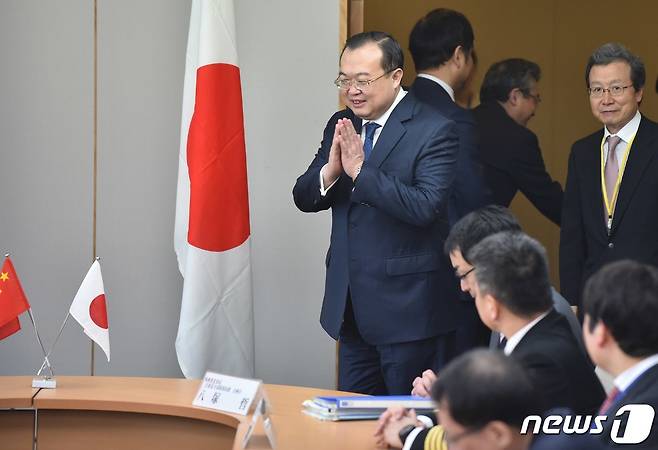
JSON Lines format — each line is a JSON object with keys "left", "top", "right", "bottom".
{"left": 293, "top": 31, "right": 458, "bottom": 394}
{"left": 560, "top": 43, "right": 658, "bottom": 308}
{"left": 473, "top": 58, "right": 563, "bottom": 226}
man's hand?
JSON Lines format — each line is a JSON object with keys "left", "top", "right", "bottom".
{"left": 322, "top": 121, "right": 344, "bottom": 187}
{"left": 411, "top": 369, "right": 437, "bottom": 398}
{"left": 337, "top": 118, "right": 365, "bottom": 181}
{"left": 374, "top": 407, "right": 419, "bottom": 448}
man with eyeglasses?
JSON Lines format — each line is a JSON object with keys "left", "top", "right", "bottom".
{"left": 293, "top": 31, "right": 459, "bottom": 394}
{"left": 473, "top": 59, "right": 563, "bottom": 225}
{"left": 560, "top": 42, "right": 658, "bottom": 308}
{"left": 375, "top": 233, "right": 604, "bottom": 449}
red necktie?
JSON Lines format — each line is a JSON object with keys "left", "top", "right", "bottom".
{"left": 598, "top": 386, "right": 620, "bottom": 415}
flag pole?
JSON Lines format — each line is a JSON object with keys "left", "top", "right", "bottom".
{"left": 90, "top": 0, "right": 98, "bottom": 378}
{"left": 36, "top": 311, "right": 70, "bottom": 377}
{"left": 27, "top": 308, "right": 54, "bottom": 378}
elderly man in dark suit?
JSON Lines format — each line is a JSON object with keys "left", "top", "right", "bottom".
{"left": 560, "top": 43, "right": 658, "bottom": 307}
{"left": 473, "top": 59, "right": 563, "bottom": 225}
{"left": 583, "top": 260, "right": 658, "bottom": 448}
{"left": 293, "top": 31, "right": 458, "bottom": 394}
{"left": 407, "top": 8, "right": 490, "bottom": 355}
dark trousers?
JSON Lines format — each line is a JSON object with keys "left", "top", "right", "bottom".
{"left": 337, "top": 300, "right": 454, "bottom": 395}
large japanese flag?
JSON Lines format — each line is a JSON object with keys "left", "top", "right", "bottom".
{"left": 174, "top": 0, "right": 254, "bottom": 379}
{"left": 69, "top": 260, "right": 110, "bottom": 361}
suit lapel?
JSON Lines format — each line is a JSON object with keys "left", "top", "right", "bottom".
{"left": 612, "top": 117, "right": 658, "bottom": 234}
{"left": 581, "top": 130, "right": 609, "bottom": 239}
{"left": 367, "top": 93, "right": 414, "bottom": 168}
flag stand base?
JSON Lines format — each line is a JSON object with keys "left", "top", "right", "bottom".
{"left": 32, "top": 377, "right": 56, "bottom": 389}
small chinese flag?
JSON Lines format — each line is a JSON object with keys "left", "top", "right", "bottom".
{"left": 0, "top": 256, "right": 31, "bottom": 340}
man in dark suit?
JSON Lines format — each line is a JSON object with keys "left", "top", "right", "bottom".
{"left": 407, "top": 8, "right": 489, "bottom": 356}
{"left": 293, "top": 32, "right": 458, "bottom": 394}
{"left": 582, "top": 260, "right": 658, "bottom": 448}
{"left": 376, "top": 232, "right": 604, "bottom": 449}
{"left": 410, "top": 206, "right": 585, "bottom": 398}
{"left": 560, "top": 43, "right": 658, "bottom": 307}
{"left": 375, "top": 350, "right": 607, "bottom": 450}
{"left": 473, "top": 59, "right": 563, "bottom": 225}
{"left": 465, "top": 232, "right": 604, "bottom": 414}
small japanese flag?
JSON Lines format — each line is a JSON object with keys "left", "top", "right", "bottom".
{"left": 69, "top": 260, "right": 110, "bottom": 361}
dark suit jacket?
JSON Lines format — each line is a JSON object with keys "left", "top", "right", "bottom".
{"left": 293, "top": 92, "right": 459, "bottom": 345}
{"left": 511, "top": 309, "right": 605, "bottom": 415}
{"left": 473, "top": 101, "right": 563, "bottom": 225}
{"left": 560, "top": 115, "right": 658, "bottom": 306}
{"left": 410, "top": 77, "right": 488, "bottom": 223}
{"left": 600, "top": 364, "right": 658, "bottom": 448}
{"left": 410, "top": 76, "right": 490, "bottom": 349}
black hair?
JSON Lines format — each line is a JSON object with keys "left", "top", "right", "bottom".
{"left": 583, "top": 260, "right": 658, "bottom": 357}
{"left": 341, "top": 31, "right": 403, "bottom": 73}
{"left": 432, "top": 349, "right": 539, "bottom": 428}
{"left": 409, "top": 8, "right": 474, "bottom": 72}
{"left": 467, "top": 232, "right": 553, "bottom": 317}
{"left": 479, "top": 58, "right": 540, "bottom": 103}
{"left": 444, "top": 205, "right": 521, "bottom": 262}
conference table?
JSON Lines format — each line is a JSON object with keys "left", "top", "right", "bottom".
{"left": 0, "top": 376, "right": 380, "bottom": 449}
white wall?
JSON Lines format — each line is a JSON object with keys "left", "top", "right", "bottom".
{"left": 237, "top": 0, "right": 339, "bottom": 388}
{"left": 0, "top": 0, "right": 339, "bottom": 389}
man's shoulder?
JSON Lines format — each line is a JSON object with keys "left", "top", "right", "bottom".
{"left": 514, "top": 311, "right": 575, "bottom": 355}
{"left": 474, "top": 102, "right": 535, "bottom": 143}
{"left": 402, "top": 91, "right": 456, "bottom": 129}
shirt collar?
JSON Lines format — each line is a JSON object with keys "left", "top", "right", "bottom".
{"left": 604, "top": 110, "right": 641, "bottom": 143}
{"left": 504, "top": 311, "right": 550, "bottom": 355}
{"left": 362, "top": 88, "right": 407, "bottom": 130}
{"left": 615, "top": 353, "right": 658, "bottom": 392}
{"left": 416, "top": 73, "right": 455, "bottom": 102}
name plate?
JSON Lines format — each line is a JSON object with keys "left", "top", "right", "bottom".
{"left": 193, "top": 371, "right": 261, "bottom": 415}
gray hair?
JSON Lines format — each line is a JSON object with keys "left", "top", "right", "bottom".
{"left": 467, "top": 232, "right": 552, "bottom": 317}
{"left": 585, "top": 42, "right": 645, "bottom": 90}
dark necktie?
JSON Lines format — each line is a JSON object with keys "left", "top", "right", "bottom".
{"left": 498, "top": 336, "right": 508, "bottom": 350}
{"left": 363, "top": 122, "right": 381, "bottom": 161}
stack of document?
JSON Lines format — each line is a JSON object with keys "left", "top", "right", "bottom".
{"left": 302, "top": 395, "right": 436, "bottom": 421}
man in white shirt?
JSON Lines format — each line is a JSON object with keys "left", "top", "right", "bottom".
{"left": 582, "top": 260, "right": 658, "bottom": 447}
{"left": 293, "top": 31, "right": 458, "bottom": 394}
{"left": 560, "top": 42, "right": 658, "bottom": 307}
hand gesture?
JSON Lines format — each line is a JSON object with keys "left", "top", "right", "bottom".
{"left": 411, "top": 369, "right": 437, "bottom": 398}
{"left": 337, "top": 118, "right": 365, "bottom": 180}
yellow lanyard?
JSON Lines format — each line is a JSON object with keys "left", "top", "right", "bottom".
{"left": 600, "top": 132, "right": 636, "bottom": 232}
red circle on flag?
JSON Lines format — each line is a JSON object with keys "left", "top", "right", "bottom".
{"left": 89, "top": 294, "right": 108, "bottom": 329}
{"left": 187, "top": 63, "right": 250, "bottom": 252}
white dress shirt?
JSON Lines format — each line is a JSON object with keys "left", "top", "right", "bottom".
{"left": 503, "top": 311, "right": 550, "bottom": 355}
{"left": 614, "top": 353, "right": 658, "bottom": 393}
{"left": 603, "top": 109, "right": 641, "bottom": 166}
{"left": 416, "top": 73, "right": 455, "bottom": 102}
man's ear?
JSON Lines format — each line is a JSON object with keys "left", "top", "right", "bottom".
{"left": 485, "top": 294, "right": 501, "bottom": 322}
{"left": 391, "top": 68, "right": 403, "bottom": 86}
{"left": 484, "top": 421, "right": 514, "bottom": 449}
{"left": 452, "top": 46, "right": 467, "bottom": 68}
{"left": 507, "top": 88, "right": 522, "bottom": 106}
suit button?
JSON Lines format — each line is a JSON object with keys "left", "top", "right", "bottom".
{"left": 608, "top": 242, "right": 614, "bottom": 248}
